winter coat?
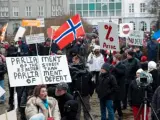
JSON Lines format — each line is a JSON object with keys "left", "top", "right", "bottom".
{"left": 7, "top": 45, "right": 18, "bottom": 57}
{"left": 111, "top": 62, "right": 126, "bottom": 100}
{"left": 0, "top": 63, "right": 6, "bottom": 80}
{"left": 20, "top": 42, "right": 29, "bottom": 54}
{"left": 123, "top": 58, "right": 140, "bottom": 84}
{"left": 152, "top": 86, "right": 160, "bottom": 119}
{"left": 96, "top": 73, "right": 118, "bottom": 100}
{"left": 128, "top": 80, "right": 153, "bottom": 107}
{"left": 150, "top": 69, "right": 159, "bottom": 92}
{"left": 25, "top": 96, "right": 61, "bottom": 120}
{"left": 87, "top": 53, "right": 104, "bottom": 72}
{"left": 55, "top": 93, "right": 73, "bottom": 117}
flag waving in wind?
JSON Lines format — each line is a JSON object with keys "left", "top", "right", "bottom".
{"left": 0, "top": 23, "right": 8, "bottom": 41}
{"left": 53, "top": 14, "right": 85, "bottom": 49}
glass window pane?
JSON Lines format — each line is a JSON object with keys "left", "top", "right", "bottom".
{"left": 116, "top": 3, "right": 121, "bottom": 9}
{"left": 89, "top": 3, "right": 95, "bottom": 10}
{"left": 89, "top": 11, "right": 95, "bottom": 17}
{"left": 116, "top": 10, "right": 121, "bottom": 16}
{"left": 83, "top": 4, "right": 88, "bottom": 10}
{"left": 102, "top": 4, "right": 107, "bottom": 10}
{"left": 109, "top": 10, "right": 114, "bottom": 16}
{"left": 83, "top": 11, "right": 88, "bottom": 17}
{"left": 96, "top": 0, "right": 101, "bottom": 2}
{"left": 76, "top": 10, "right": 82, "bottom": 16}
{"left": 96, "top": 3, "right": 101, "bottom": 10}
{"left": 76, "top": 4, "right": 82, "bottom": 10}
{"left": 96, "top": 11, "right": 101, "bottom": 16}
{"left": 109, "top": 3, "right": 114, "bottom": 10}
{"left": 102, "top": 11, "right": 108, "bottom": 16}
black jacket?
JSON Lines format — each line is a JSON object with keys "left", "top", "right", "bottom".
{"left": 55, "top": 93, "right": 73, "bottom": 117}
{"left": 150, "top": 69, "right": 159, "bottom": 92}
{"left": 0, "top": 63, "right": 6, "bottom": 80}
{"left": 7, "top": 45, "right": 18, "bottom": 57}
{"left": 111, "top": 62, "right": 126, "bottom": 100}
{"left": 152, "top": 86, "right": 160, "bottom": 119}
{"left": 123, "top": 58, "right": 140, "bottom": 84}
{"left": 70, "top": 65, "right": 94, "bottom": 97}
{"left": 128, "top": 80, "right": 153, "bottom": 107}
{"left": 96, "top": 73, "right": 118, "bottom": 100}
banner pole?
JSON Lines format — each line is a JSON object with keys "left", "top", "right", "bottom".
{"left": 49, "top": 28, "right": 54, "bottom": 55}
{"left": 5, "top": 110, "right": 8, "bottom": 120}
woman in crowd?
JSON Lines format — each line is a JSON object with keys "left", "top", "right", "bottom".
{"left": 25, "top": 85, "right": 61, "bottom": 120}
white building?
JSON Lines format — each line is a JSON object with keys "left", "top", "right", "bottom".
{"left": 121, "top": 0, "right": 156, "bottom": 32}
{"left": 0, "top": 0, "right": 69, "bottom": 34}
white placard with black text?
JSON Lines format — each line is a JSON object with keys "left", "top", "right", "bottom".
{"left": 14, "top": 27, "right": 26, "bottom": 42}
{"left": 26, "top": 33, "right": 45, "bottom": 44}
{"left": 98, "top": 22, "right": 120, "bottom": 51}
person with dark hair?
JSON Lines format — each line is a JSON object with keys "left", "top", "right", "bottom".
{"left": 25, "top": 85, "right": 61, "bottom": 120}
{"left": 96, "top": 63, "right": 118, "bottom": 120}
{"left": 61, "top": 100, "right": 79, "bottom": 120}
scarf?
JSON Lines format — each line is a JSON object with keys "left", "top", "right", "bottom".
{"left": 42, "top": 99, "right": 49, "bottom": 109}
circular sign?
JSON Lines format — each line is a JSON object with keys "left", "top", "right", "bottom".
{"left": 122, "top": 24, "right": 130, "bottom": 34}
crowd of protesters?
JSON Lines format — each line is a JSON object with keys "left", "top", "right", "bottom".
{"left": 0, "top": 33, "right": 159, "bottom": 120}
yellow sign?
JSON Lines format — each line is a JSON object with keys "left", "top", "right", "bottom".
{"left": 22, "top": 20, "right": 41, "bottom": 27}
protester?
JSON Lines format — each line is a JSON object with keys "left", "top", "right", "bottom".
{"left": 25, "top": 85, "right": 61, "bottom": 120}
{"left": 55, "top": 82, "right": 73, "bottom": 118}
{"left": 148, "top": 61, "right": 159, "bottom": 92}
{"left": 122, "top": 50, "right": 140, "bottom": 109}
{"left": 128, "top": 69, "right": 152, "bottom": 120}
{"left": 96, "top": 63, "right": 118, "bottom": 120}
{"left": 134, "top": 47, "right": 142, "bottom": 60}
{"left": 70, "top": 55, "right": 94, "bottom": 120}
{"left": 87, "top": 45, "right": 104, "bottom": 85}
{"left": 152, "top": 86, "right": 160, "bottom": 119}
{"left": 111, "top": 54, "right": 126, "bottom": 120}
{"left": 62, "top": 100, "right": 79, "bottom": 120}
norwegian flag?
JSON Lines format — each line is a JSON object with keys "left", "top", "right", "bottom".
{"left": 0, "top": 23, "right": 8, "bottom": 41}
{"left": 152, "top": 30, "right": 160, "bottom": 43}
{"left": 53, "top": 14, "right": 85, "bottom": 49}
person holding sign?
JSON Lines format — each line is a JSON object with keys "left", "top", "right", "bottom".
{"left": 25, "top": 85, "right": 61, "bottom": 120}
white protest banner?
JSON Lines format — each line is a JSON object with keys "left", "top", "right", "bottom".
{"left": 14, "top": 27, "right": 26, "bottom": 42}
{"left": 0, "top": 86, "right": 5, "bottom": 97}
{"left": 6, "top": 56, "right": 42, "bottom": 87}
{"left": 98, "top": 22, "right": 120, "bottom": 51}
{"left": 128, "top": 31, "right": 144, "bottom": 46}
{"left": 26, "top": 33, "right": 45, "bottom": 44}
{"left": 0, "top": 110, "right": 17, "bottom": 120}
{"left": 119, "top": 23, "right": 133, "bottom": 37}
{"left": 38, "top": 55, "right": 72, "bottom": 85}
{"left": 37, "top": 18, "right": 45, "bottom": 27}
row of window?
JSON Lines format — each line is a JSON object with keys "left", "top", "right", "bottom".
{"left": 0, "top": 6, "right": 64, "bottom": 17}
{"left": 70, "top": 0, "right": 121, "bottom": 3}
{"left": 129, "top": 3, "right": 145, "bottom": 13}
{"left": 130, "top": 21, "right": 147, "bottom": 31}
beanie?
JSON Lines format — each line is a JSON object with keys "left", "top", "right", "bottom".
{"left": 101, "top": 63, "right": 110, "bottom": 71}
{"left": 148, "top": 61, "right": 157, "bottom": 72}
{"left": 141, "top": 56, "right": 147, "bottom": 62}
{"left": 127, "top": 50, "right": 134, "bottom": 57}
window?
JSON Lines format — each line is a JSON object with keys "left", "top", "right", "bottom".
{"left": 129, "top": 3, "right": 134, "bottom": 13}
{"left": 25, "top": 6, "right": 31, "bottom": 16}
{"left": 13, "top": 7, "right": 19, "bottom": 17}
{"left": 0, "top": 7, "right": 9, "bottom": 17}
{"left": 38, "top": 6, "right": 44, "bottom": 17}
{"left": 139, "top": 21, "right": 147, "bottom": 31}
{"left": 96, "top": 11, "right": 101, "bottom": 16}
{"left": 130, "top": 21, "right": 136, "bottom": 30}
{"left": 140, "top": 3, "right": 145, "bottom": 13}
{"left": 83, "top": 11, "right": 88, "bottom": 17}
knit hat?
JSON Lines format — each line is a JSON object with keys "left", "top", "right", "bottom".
{"left": 56, "top": 82, "right": 69, "bottom": 91}
{"left": 101, "top": 63, "right": 110, "bottom": 72}
{"left": 141, "top": 56, "right": 147, "bottom": 62}
{"left": 148, "top": 61, "right": 157, "bottom": 72}
{"left": 127, "top": 50, "right": 134, "bottom": 57}
{"left": 93, "top": 45, "right": 100, "bottom": 51}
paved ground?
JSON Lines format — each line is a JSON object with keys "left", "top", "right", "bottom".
{"left": 0, "top": 74, "right": 146, "bottom": 120}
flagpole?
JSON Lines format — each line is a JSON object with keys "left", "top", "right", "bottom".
{"left": 49, "top": 28, "right": 54, "bottom": 55}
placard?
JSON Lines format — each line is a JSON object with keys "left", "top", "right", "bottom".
{"left": 0, "top": 86, "right": 5, "bottom": 97}
{"left": 37, "top": 18, "right": 45, "bottom": 27}
{"left": 119, "top": 23, "right": 133, "bottom": 37}
{"left": 0, "top": 110, "right": 17, "bottom": 120}
{"left": 14, "top": 27, "right": 26, "bottom": 42}
{"left": 6, "top": 56, "right": 42, "bottom": 87}
{"left": 22, "top": 20, "right": 41, "bottom": 27}
{"left": 98, "top": 22, "right": 120, "bottom": 51}
{"left": 128, "top": 31, "right": 144, "bottom": 46}
{"left": 26, "top": 33, "right": 45, "bottom": 44}
{"left": 39, "top": 55, "right": 72, "bottom": 85}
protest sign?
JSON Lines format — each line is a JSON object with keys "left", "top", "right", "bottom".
{"left": 0, "top": 110, "right": 17, "bottom": 120}
{"left": 14, "top": 27, "right": 26, "bottom": 42}
{"left": 22, "top": 20, "right": 41, "bottom": 27}
{"left": 38, "top": 55, "right": 72, "bottom": 85}
{"left": 0, "top": 86, "right": 5, "bottom": 97}
{"left": 6, "top": 56, "right": 42, "bottom": 87}
{"left": 119, "top": 23, "right": 133, "bottom": 37}
{"left": 51, "top": 26, "right": 60, "bottom": 31}
{"left": 26, "top": 33, "right": 45, "bottom": 44}
{"left": 128, "top": 31, "right": 144, "bottom": 46}
{"left": 98, "top": 22, "right": 120, "bottom": 51}
{"left": 37, "top": 18, "right": 45, "bottom": 27}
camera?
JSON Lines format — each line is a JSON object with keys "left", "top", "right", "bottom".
{"left": 139, "top": 71, "right": 153, "bottom": 87}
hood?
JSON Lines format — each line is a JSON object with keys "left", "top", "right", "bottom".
{"left": 148, "top": 61, "right": 157, "bottom": 72}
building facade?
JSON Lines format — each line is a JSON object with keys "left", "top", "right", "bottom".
{"left": 0, "top": 0, "right": 69, "bottom": 34}
{"left": 69, "top": 0, "right": 122, "bottom": 25}
{"left": 122, "top": 0, "right": 157, "bottom": 32}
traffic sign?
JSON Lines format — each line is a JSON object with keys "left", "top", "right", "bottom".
{"left": 119, "top": 23, "right": 133, "bottom": 37}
